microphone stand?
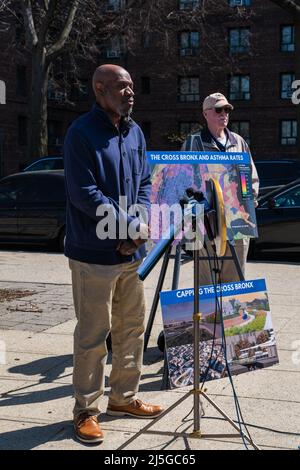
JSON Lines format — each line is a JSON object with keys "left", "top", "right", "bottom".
{"left": 117, "top": 191, "right": 260, "bottom": 450}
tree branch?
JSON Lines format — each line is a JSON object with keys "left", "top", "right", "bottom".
{"left": 39, "top": 0, "right": 57, "bottom": 45}
{"left": 46, "top": 0, "right": 80, "bottom": 58}
{"left": 20, "top": 0, "right": 38, "bottom": 47}
{"left": 0, "top": 0, "right": 7, "bottom": 11}
{"left": 0, "top": 0, "right": 12, "bottom": 11}
{"left": 269, "top": 0, "right": 300, "bottom": 16}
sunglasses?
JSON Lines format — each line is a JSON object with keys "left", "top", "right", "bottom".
{"left": 214, "top": 106, "right": 231, "bottom": 114}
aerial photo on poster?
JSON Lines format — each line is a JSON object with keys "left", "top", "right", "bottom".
{"left": 151, "top": 162, "right": 258, "bottom": 241}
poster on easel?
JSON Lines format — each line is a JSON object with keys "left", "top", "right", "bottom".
{"left": 160, "top": 279, "right": 279, "bottom": 389}
{"left": 149, "top": 152, "right": 258, "bottom": 241}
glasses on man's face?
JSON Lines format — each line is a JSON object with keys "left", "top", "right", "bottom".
{"left": 214, "top": 106, "right": 231, "bottom": 114}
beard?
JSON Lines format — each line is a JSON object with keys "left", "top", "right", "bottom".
{"left": 120, "top": 104, "right": 133, "bottom": 118}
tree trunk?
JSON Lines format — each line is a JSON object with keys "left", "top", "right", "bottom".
{"left": 28, "top": 48, "right": 50, "bottom": 161}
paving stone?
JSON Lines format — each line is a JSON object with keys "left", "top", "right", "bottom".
{"left": 0, "top": 253, "right": 299, "bottom": 450}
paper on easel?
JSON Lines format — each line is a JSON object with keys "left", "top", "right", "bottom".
{"left": 160, "top": 279, "right": 279, "bottom": 389}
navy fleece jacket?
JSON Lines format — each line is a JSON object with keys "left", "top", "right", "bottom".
{"left": 63, "top": 104, "right": 151, "bottom": 265}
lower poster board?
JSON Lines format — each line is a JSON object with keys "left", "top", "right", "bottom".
{"left": 160, "top": 279, "right": 279, "bottom": 389}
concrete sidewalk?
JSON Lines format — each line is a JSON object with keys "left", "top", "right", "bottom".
{"left": 0, "top": 251, "right": 300, "bottom": 450}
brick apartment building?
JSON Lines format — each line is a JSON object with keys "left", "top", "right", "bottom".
{"left": 0, "top": 0, "right": 299, "bottom": 177}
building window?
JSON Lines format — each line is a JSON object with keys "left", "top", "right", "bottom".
{"left": 106, "top": 0, "right": 125, "bottom": 11}
{"left": 16, "top": 65, "right": 27, "bottom": 97}
{"left": 70, "top": 79, "right": 89, "bottom": 102}
{"left": 229, "top": 0, "right": 251, "bottom": 6}
{"left": 141, "top": 77, "right": 151, "bottom": 94}
{"left": 280, "top": 120, "right": 297, "bottom": 145}
{"left": 106, "top": 35, "right": 122, "bottom": 58}
{"left": 48, "top": 81, "right": 67, "bottom": 103}
{"left": 281, "top": 73, "right": 295, "bottom": 99}
{"left": 229, "top": 28, "right": 250, "bottom": 54}
{"left": 281, "top": 25, "right": 295, "bottom": 52}
{"left": 48, "top": 120, "right": 63, "bottom": 147}
{"left": 229, "top": 75, "right": 250, "bottom": 100}
{"left": 18, "top": 116, "right": 27, "bottom": 146}
{"left": 141, "top": 121, "right": 151, "bottom": 140}
{"left": 230, "top": 121, "right": 250, "bottom": 145}
{"left": 179, "top": 0, "right": 201, "bottom": 10}
{"left": 178, "top": 77, "right": 200, "bottom": 102}
{"left": 281, "top": 120, "right": 297, "bottom": 145}
{"left": 142, "top": 33, "right": 152, "bottom": 48}
{"left": 179, "top": 31, "right": 200, "bottom": 56}
{"left": 179, "top": 122, "right": 199, "bottom": 136}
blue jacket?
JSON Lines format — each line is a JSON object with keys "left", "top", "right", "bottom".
{"left": 63, "top": 103, "right": 151, "bottom": 265}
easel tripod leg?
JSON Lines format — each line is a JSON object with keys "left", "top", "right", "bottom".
{"left": 144, "top": 245, "right": 172, "bottom": 352}
{"left": 200, "top": 390, "right": 260, "bottom": 449}
{"left": 161, "top": 244, "right": 182, "bottom": 389}
{"left": 193, "top": 246, "right": 201, "bottom": 435}
{"left": 228, "top": 241, "right": 245, "bottom": 281}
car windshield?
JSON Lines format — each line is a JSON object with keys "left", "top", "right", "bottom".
{"left": 24, "top": 158, "right": 63, "bottom": 171}
{"left": 256, "top": 161, "right": 300, "bottom": 186}
{"left": 274, "top": 185, "right": 300, "bottom": 208}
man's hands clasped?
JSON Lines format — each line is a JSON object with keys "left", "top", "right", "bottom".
{"left": 117, "top": 223, "right": 149, "bottom": 256}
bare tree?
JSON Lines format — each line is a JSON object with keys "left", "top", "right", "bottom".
{"left": 269, "top": 0, "right": 300, "bottom": 15}
{"left": 0, "top": 0, "right": 84, "bottom": 158}
{"left": 0, "top": 0, "right": 9, "bottom": 10}
{"left": 0, "top": 0, "right": 253, "bottom": 159}
{"left": 0, "top": 0, "right": 151, "bottom": 159}
{"left": 24, "top": 1, "right": 81, "bottom": 159}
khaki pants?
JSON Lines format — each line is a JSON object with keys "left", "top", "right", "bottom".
{"left": 69, "top": 259, "right": 146, "bottom": 418}
{"left": 197, "top": 239, "right": 249, "bottom": 285}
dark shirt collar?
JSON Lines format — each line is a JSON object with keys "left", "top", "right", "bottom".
{"left": 91, "top": 103, "right": 133, "bottom": 135}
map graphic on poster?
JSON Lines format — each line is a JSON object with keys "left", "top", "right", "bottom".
{"left": 160, "top": 279, "right": 279, "bottom": 389}
{"left": 151, "top": 163, "right": 258, "bottom": 240}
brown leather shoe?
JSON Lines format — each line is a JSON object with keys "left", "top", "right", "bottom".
{"left": 107, "top": 399, "right": 163, "bottom": 419}
{"left": 74, "top": 413, "right": 104, "bottom": 444}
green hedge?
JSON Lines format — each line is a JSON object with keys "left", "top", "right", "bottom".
{"left": 225, "top": 314, "right": 267, "bottom": 337}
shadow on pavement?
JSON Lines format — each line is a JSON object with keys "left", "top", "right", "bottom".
{"left": 0, "top": 420, "right": 75, "bottom": 450}
{"left": 8, "top": 354, "right": 73, "bottom": 383}
{"left": 1, "top": 355, "right": 73, "bottom": 408}
{"left": 2, "top": 350, "right": 164, "bottom": 408}
{"left": 0, "top": 384, "right": 72, "bottom": 407}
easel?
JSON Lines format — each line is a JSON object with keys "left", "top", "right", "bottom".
{"left": 117, "top": 237, "right": 260, "bottom": 450}
{"left": 144, "top": 239, "right": 245, "bottom": 353}
{"left": 145, "top": 238, "right": 246, "bottom": 388}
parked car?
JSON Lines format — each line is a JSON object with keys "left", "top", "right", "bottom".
{"left": 23, "top": 156, "right": 64, "bottom": 172}
{"left": 255, "top": 159, "right": 300, "bottom": 196}
{"left": 0, "top": 170, "right": 66, "bottom": 251}
{"left": 249, "top": 178, "right": 300, "bottom": 256}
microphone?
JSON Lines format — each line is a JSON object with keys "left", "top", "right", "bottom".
{"left": 194, "top": 191, "right": 204, "bottom": 202}
{"left": 186, "top": 187, "right": 195, "bottom": 198}
{"left": 179, "top": 196, "right": 189, "bottom": 208}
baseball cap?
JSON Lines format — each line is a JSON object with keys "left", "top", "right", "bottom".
{"left": 203, "top": 92, "right": 234, "bottom": 111}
